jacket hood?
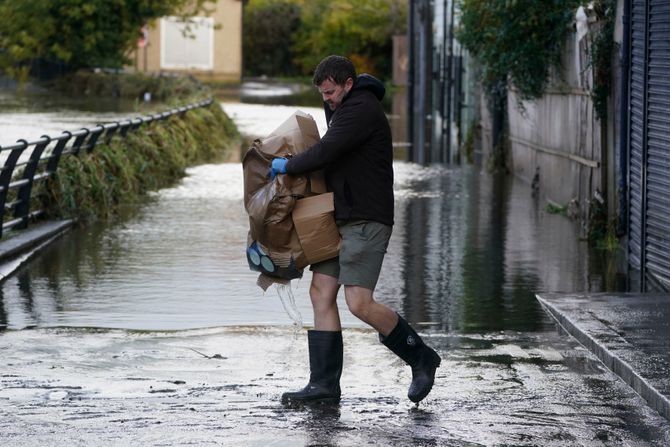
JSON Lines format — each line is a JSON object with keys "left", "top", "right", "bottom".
{"left": 323, "top": 74, "right": 385, "bottom": 124}
{"left": 353, "top": 74, "right": 385, "bottom": 101}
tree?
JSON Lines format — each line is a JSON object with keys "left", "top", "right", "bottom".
{"left": 242, "top": 0, "right": 407, "bottom": 80}
{"left": 243, "top": 0, "right": 302, "bottom": 77}
{"left": 292, "top": 0, "right": 407, "bottom": 78}
{"left": 0, "top": 0, "right": 215, "bottom": 80}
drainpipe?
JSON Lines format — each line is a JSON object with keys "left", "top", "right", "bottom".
{"left": 416, "top": 1, "right": 427, "bottom": 165}
{"left": 408, "top": 0, "right": 415, "bottom": 162}
{"left": 445, "top": 0, "right": 456, "bottom": 164}
{"left": 618, "top": 0, "right": 630, "bottom": 237}
{"left": 440, "top": 0, "right": 448, "bottom": 163}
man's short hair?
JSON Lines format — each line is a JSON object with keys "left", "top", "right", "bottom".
{"left": 313, "top": 55, "right": 357, "bottom": 87}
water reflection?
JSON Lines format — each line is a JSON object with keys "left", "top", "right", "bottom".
{"left": 218, "top": 79, "right": 396, "bottom": 112}
{"left": 375, "top": 164, "right": 619, "bottom": 334}
{"left": 0, "top": 160, "right": 621, "bottom": 332}
{"left": 0, "top": 81, "right": 623, "bottom": 331}
{"left": 296, "top": 405, "right": 342, "bottom": 447}
{"left": 0, "top": 87, "right": 155, "bottom": 147}
{"left": 0, "top": 88, "right": 142, "bottom": 114}
{"left": 387, "top": 165, "right": 543, "bottom": 333}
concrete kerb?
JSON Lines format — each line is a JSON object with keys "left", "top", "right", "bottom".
{"left": 0, "top": 220, "right": 74, "bottom": 283}
{"left": 536, "top": 293, "right": 670, "bottom": 422}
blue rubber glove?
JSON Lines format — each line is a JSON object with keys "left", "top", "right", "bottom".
{"left": 269, "top": 157, "right": 288, "bottom": 179}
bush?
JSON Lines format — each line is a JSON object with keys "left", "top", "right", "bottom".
{"left": 43, "top": 102, "right": 239, "bottom": 220}
{"left": 0, "top": 1, "right": 215, "bottom": 76}
{"left": 243, "top": 1, "right": 302, "bottom": 77}
{"left": 242, "top": 0, "right": 407, "bottom": 80}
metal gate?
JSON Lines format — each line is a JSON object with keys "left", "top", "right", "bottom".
{"left": 628, "top": 0, "right": 670, "bottom": 291}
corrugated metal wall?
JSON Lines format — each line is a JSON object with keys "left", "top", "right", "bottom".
{"left": 628, "top": 0, "right": 646, "bottom": 277}
{"left": 628, "top": 0, "right": 670, "bottom": 291}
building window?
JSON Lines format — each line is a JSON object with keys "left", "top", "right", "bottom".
{"left": 160, "top": 16, "right": 214, "bottom": 70}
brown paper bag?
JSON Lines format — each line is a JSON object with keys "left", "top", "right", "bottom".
{"left": 243, "top": 111, "right": 340, "bottom": 281}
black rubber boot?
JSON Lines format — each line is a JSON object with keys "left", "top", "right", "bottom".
{"left": 380, "top": 315, "right": 441, "bottom": 403}
{"left": 281, "top": 330, "right": 343, "bottom": 407}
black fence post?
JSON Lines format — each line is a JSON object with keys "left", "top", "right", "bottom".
{"left": 70, "top": 129, "right": 90, "bottom": 156}
{"left": 0, "top": 143, "right": 29, "bottom": 239}
{"left": 0, "top": 97, "right": 213, "bottom": 240}
{"left": 119, "top": 120, "right": 134, "bottom": 137}
{"left": 13, "top": 136, "right": 51, "bottom": 229}
{"left": 46, "top": 131, "right": 72, "bottom": 172}
{"left": 85, "top": 125, "right": 106, "bottom": 153}
{"left": 103, "top": 123, "right": 120, "bottom": 144}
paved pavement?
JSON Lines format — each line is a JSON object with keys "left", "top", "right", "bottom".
{"left": 537, "top": 293, "right": 670, "bottom": 422}
{"left": 0, "top": 220, "right": 73, "bottom": 282}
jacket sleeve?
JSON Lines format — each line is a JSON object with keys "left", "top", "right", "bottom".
{"left": 285, "top": 96, "right": 373, "bottom": 174}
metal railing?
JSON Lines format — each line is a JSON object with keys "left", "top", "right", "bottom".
{"left": 0, "top": 97, "right": 214, "bottom": 239}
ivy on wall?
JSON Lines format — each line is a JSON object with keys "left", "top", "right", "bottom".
{"left": 456, "top": 0, "right": 617, "bottom": 119}
{"left": 456, "top": 0, "right": 582, "bottom": 101}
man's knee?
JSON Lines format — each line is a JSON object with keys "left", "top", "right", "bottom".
{"left": 345, "top": 299, "right": 368, "bottom": 320}
{"left": 310, "top": 273, "right": 339, "bottom": 307}
{"left": 344, "top": 287, "right": 374, "bottom": 320}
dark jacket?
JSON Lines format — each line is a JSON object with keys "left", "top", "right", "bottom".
{"left": 285, "top": 74, "right": 394, "bottom": 226}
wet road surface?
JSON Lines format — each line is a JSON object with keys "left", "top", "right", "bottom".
{"left": 2, "top": 326, "right": 670, "bottom": 446}
{"left": 1, "top": 94, "right": 669, "bottom": 444}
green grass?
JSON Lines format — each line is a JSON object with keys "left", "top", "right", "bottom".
{"left": 42, "top": 102, "right": 239, "bottom": 221}
{"left": 545, "top": 202, "right": 568, "bottom": 216}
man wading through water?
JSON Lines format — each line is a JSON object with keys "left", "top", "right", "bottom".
{"left": 270, "top": 55, "right": 441, "bottom": 406}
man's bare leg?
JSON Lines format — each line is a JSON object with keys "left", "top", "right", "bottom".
{"left": 343, "top": 285, "right": 398, "bottom": 336}
{"left": 310, "top": 272, "right": 341, "bottom": 331}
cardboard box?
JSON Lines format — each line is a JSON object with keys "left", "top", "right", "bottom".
{"left": 259, "top": 111, "right": 327, "bottom": 193}
{"left": 292, "top": 192, "right": 341, "bottom": 265}
{"left": 244, "top": 110, "right": 339, "bottom": 284}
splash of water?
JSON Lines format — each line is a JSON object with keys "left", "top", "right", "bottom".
{"left": 275, "top": 283, "right": 303, "bottom": 331}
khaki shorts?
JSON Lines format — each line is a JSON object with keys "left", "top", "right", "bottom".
{"left": 310, "top": 220, "right": 392, "bottom": 290}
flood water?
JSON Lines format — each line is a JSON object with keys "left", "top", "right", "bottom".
{"left": 0, "top": 87, "right": 146, "bottom": 148}
{"left": 0, "top": 162, "right": 550, "bottom": 330}
{"left": 0, "top": 122, "right": 619, "bottom": 331}
{"left": 1, "top": 84, "right": 668, "bottom": 446}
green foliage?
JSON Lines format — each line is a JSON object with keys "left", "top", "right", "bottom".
{"left": 545, "top": 202, "right": 568, "bottom": 216}
{"left": 292, "top": 0, "right": 407, "bottom": 78}
{"left": 43, "top": 103, "right": 239, "bottom": 221}
{"left": 0, "top": 0, "right": 215, "bottom": 75}
{"left": 587, "top": 192, "right": 619, "bottom": 251}
{"left": 243, "top": 0, "right": 407, "bottom": 80}
{"left": 456, "top": 0, "right": 581, "bottom": 100}
{"left": 243, "top": 0, "right": 302, "bottom": 77}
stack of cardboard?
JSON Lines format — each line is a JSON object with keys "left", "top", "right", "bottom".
{"left": 242, "top": 111, "right": 340, "bottom": 288}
